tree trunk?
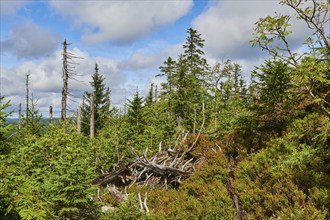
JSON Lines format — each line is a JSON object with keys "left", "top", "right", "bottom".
{"left": 77, "top": 105, "right": 81, "bottom": 134}
{"left": 90, "top": 94, "right": 95, "bottom": 139}
{"left": 18, "top": 103, "right": 21, "bottom": 129}
{"left": 26, "top": 72, "right": 30, "bottom": 124}
{"left": 61, "top": 40, "right": 68, "bottom": 121}
{"left": 49, "top": 105, "right": 53, "bottom": 124}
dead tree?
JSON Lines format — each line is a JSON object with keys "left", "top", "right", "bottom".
{"left": 77, "top": 105, "right": 81, "bottom": 134}
{"left": 154, "top": 85, "right": 158, "bottom": 102}
{"left": 25, "top": 72, "right": 31, "bottom": 124}
{"left": 90, "top": 94, "right": 95, "bottom": 139}
{"left": 61, "top": 40, "right": 68, "bottom": 121}
{"left": 18, "top": 103, "right": 22, "bottom": 129}
{"left": 60, "top": 39, "right": 83, "bottom": 122}
{"left": 49, "top": 106, "right": 53, "bottom": 124}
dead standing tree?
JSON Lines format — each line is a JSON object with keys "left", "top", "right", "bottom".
{"left": 60, "top": 39, "right": 82, "bottom": 122}
{"left": 90, "top": 94, "right": 95, "bottom": 139}
{"left": 18, "top": 103, "right": 22, "bottom": 129}
{"left": 25, "top": 72, "right": 31, "bottom": 125}
{"left": 49, "top": 105, "right": 53, "bottom": 124}
{"left": 61, "top": 40, "right": 69, "bottom": 121}
{"left": 77, "top": 105, "right": 81, "bottom": 134}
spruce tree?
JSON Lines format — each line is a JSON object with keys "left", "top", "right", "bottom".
{"left": 0, "top": 97, "right": 13, "bottom": 153}
{"left": 145, "top": 83, "right": 154, "bottom": 107}
{"left": 82, "top": 63, "right": 111, "bottom": 135}
{"left": 158, "top": 57, "right": 177, "bottom": 98}
{"left": 244, "top": 59, "right": 292, "bottom": 150}
{"left": 174, "top": 28, "right": 209, "bottom": 130}
{"left": 183, "top": 28, "right": 207, "bottom": 74}
{"left": 127, "top": 91, "right": 145, "bottom": 134}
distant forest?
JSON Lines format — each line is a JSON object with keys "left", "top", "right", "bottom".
{"left": 1, "top": 0, "right": 329, "bottom": 219}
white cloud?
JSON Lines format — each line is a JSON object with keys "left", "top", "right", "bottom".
{"left": 49, "top": 1, "right": 193, "bottom": 43}
{"left": 1, "top": 47, "right": 127, "bottom": 117}
{"left": 0, "top": 0, "right": 27, "bottom": 16}
{"left": 1, "top": 21, "right": 61, "bottom": 59}
{"left": 193, "top": 1, "right": 312, "bottom": 59}
{"left": 119, "top": 52, "right": 162, "bottom": 70}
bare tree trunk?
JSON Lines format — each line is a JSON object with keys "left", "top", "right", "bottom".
{"left": 193, "top": 104, "right": 196, "bottom": 135}
{"left": 61, "top": 40, "right": 68, "bottom": 122}
{"left": 77, "top": 105, "right": 81, "bottom": 134}
{"left": 116, "top": 130, "right": 120, "bottom": 163}
{"left": 18, "top": 103, "right": 21, "bottom": 129}
{"left": 49, "top": 105, "right": 53, "bottom": 124}
{"left": 90, "top": 94, "right": 95, "bottom": 139}
{"left": 26, "top": 72, "right": 30, "bottom": 125}
{"left": 154, "top": 85, "right": 158, "bottom": 102}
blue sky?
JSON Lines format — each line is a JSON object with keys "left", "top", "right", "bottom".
{"left": 0, "top": 0, "right": 324, "bottom": 117}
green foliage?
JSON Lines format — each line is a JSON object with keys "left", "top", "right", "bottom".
{"left": 20, "top": 98, "right": 44, "bottom": 136}
{"left": 233, "top": 113, "right": 330, "bottom": 219}
{"left": 290, "top": 56, "right": 330, "bottom": 115}
{"left": 127, "top": 91, "right": 145, "bottom": 134}
{"left": 158, "top": 56, "right": 176, "bottom": 105}
{"left": 2, "top": 124, "right": 98, "bottom": 219}
{"left": 156, "top": 29, "right": 210, "bottom": 131}
{"left": 0, "top": 97, "right": 14, "bottom": 153}
{"left": 82, "top": 63, "right": 111, "bottom": 136}
{"left": 143, "top": 99, "right": 177, "bottom": 155}
{"left": 250, "top": 14, "right": 296, "bottom": 63}
{"left": 250, "top": 59, "right": 293, "bottom": 137}
{"left": 125, "top": 91, "right": 146, "bottom": 150}
{"left": 145, "top": 83, "right": 154, "bottom": 107}
{"left": 100, "top": 195, "right": 143, "bottom": 220}
{"left": 146, "top": 150, "right": 236, "bottom": 220}
{"left": 0, "top": 97, "right": 17, "bottom": 219}
{"left": 2, "top": 8, "right": 330, "bottom": 218}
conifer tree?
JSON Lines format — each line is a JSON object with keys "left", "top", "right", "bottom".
{"left": 82, "top": 63, "right": 111, "bottom": 135}
{"left": 173, "top": 29, "right": 209, "bottom": 130}
{"left": 0, "top": 97, "right": 13, "bottom": 154}
{"left": 127, "top": 91, "right": 145, "bottom": 134}
{"left": 21, "top": 96, "right": 43, "bottom": 135}
{"left": 158, "top": 57, "right": 176, "bottom": 98}
{"left": 145, "top": 83, "right": 154, "bottom": 107}
{"left": 120, "top": 91, "right": 146, "bottom": 151}
{"left": 158, "top": 57, "right": 177, "bottom": 118}
{"left": 183, "top": 28, "right": 207, "bottom": 75}
{"left": 251, "top": 59, "right": 292, "bottom": 135}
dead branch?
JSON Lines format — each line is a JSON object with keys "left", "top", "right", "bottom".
{"left": 106, "top": 184, "right": 127, "bottom": 203}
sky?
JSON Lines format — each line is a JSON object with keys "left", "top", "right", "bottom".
{"left": 0, "top": 0, "right": 327, "bottom": 118}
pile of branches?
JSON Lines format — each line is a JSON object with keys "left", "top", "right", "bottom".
{"left": 93, "top": 134, "right": 202, "bottom": 188}
{"left": 94, "top": 104, "right": 207, "bottom": 189}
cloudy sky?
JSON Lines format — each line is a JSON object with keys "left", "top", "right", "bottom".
{"left": 0, "top": 0, "right": 324, "bottom": 118}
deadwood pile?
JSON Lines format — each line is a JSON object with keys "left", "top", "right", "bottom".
{"left": 93, "top": 132, "right": 208, "bottom": 189}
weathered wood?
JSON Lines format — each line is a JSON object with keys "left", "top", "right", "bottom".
{"left": 77, "top": 105, "right": 81, "bottom": 134}
{"left": 93, "top": 165, "right": 131, "bottom": 186}
{"left": 18, "top": 103, "right": 21, "bottom": 129}
{"left": 25, "top": 72, "right": 30, "bottom": 124}
{"left": 49, "top": 105, "right": 53, "bottom": 124}
{"left": 90, "top": 94, "right": 94, "bottom": 139}
{"left": 94, "top": 146, "right": 195, "bottom": 188}
{"left": 107, "top": 184, "right": 127, "bottom": 203}
{"left": 94, "top": 113, "right": 206, "bottom": 188}
{"left": 61, "top": 40, "right": 68, "bottom": 121}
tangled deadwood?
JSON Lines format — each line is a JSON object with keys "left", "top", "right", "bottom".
{"left": 93, "top": 137, "right": 202, "bottom": 188}
{"left": 94, "top": 103, "right": 207, "bottom": 189}
{"left": 93, "top": 104, "right": 207, "bottom": 210}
